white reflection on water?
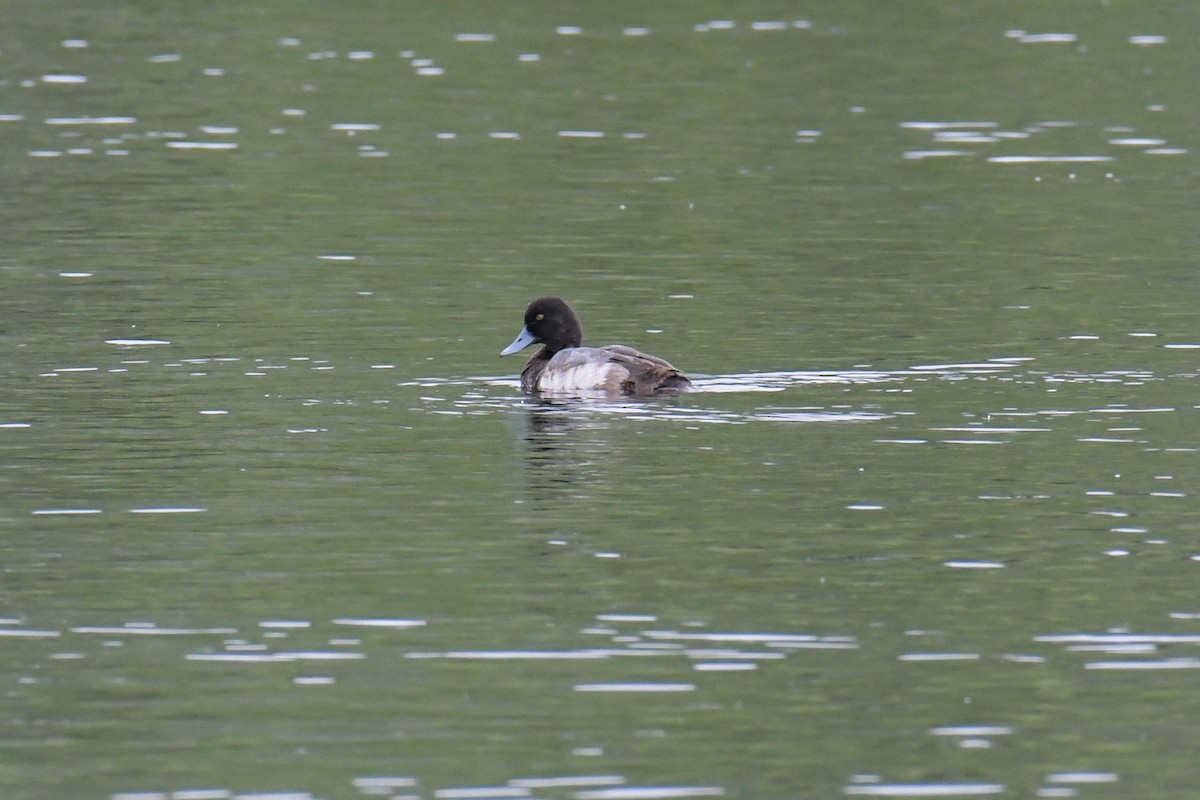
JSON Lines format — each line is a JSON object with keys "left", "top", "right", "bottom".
{"left": 930, "top": 725, "right": 1014, "bottom": 737}
{"left": 1036, "top": 629, "right": 1200, "bottom": 670}
{"left": 574, "top": 683, "right": 696, "bottom": 692}
{"left": 99, "top": 614, "right": 841, "bottom": 799}
{"left": 187, "top": 651, "right": 365, "bottom": 662}
{"left": 435, "top": 788, "right": 529, "bottom": 799}
{"left": 407, "top": 650, "right": 608, "bottom": 660}
{"left": 333, "top": 617, "right": 427, "bottom": 628}
{"left": 403, "top": 618, "right": 855, "bottom": 705}
{"left": 411, "top": 362, "right": 1018, "bottom": 425}
{"left": 353, "top": 775, "right": 418, "bottom": 791}
{"left": 164, "top": 141, "right": 239, "bottom": 151}
{"left": 896, "top": 652, "right": 981, "bottom": 662}
{"left": 0, "top": 628, "right": 61, "bottom": 638}
{"left": 510, "top": 776, "right": 624, "bottom": 788}
{"left": 903, "top": 149, "right": 972, "bottom": 160}
{"left": 640, "top": 630, "right": 848, "bottom": 645}
{"left": 1015, "top": 32, "right": 1077, "bottom": 43}
{"left": 128, "top": 506, "right": 208, "bottom": 514}
{"left": 693, "top": 662, "right": 756, "bottom": 672}
{"left": 46, "top": 115, "right": 136, "bottom": 125}
{"left": 901, "top": 112, "right": 1184, "bottom": 165}
{"left": 988, "top": 155, "right": 1111, "bottom": 163}
{"left": 8, "top": 9, "right": 1184, "bottom": 176}
{"left": 72, "top": 623, "right": 237, "bottom": 635}
{"left": 574, "top": 788, "right": 723, "bottom": 799}
{"left": 105, "top": 338, "right": 171, "bottom": 346}
{"left": 901, "top": 121, "right": 998, "bottom": 130}
{"left": 1045, "top": 772, "right": 1118, "bottom": 783}
{"left": 843, "top": 782, "right": 1005, "bottom": 796}
{"left": 44, "top": 606, "right": 1152, "bottom": 800}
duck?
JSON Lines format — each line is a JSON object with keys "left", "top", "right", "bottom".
{"left": 500, "top": 296, "right": 694, "bottom": 397}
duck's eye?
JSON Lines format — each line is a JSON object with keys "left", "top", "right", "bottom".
{"left": 535, "top": 313, "right": 544, "bottom": 321}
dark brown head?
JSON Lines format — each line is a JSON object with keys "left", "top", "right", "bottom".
{"left": 500, "top": 296, "right": 584, "bottom": 357}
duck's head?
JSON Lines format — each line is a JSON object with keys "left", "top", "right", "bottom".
{"left": 501, "top": 296, "right": 584, "bottom": 356}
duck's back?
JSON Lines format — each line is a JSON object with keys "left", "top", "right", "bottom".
{"left": 600, "top": 345, "right": 693, "bottom": 395}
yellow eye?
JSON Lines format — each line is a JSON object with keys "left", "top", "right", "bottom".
{"left": 535, "top": 313, "right": 544, "bottom": 321}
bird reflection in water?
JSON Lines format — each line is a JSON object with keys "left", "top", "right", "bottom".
{"left": 517, "top": 399, "right": 624, "bottom": 505}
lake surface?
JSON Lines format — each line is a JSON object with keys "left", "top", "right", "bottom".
{"left": 2, "top": 2, "right": 1198, "bottom": 798}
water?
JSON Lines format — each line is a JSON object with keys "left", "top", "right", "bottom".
{"left": 2, "top": 2, "right": 1199, "bottom": 798}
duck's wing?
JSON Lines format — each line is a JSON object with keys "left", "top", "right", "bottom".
{"left": 600, "top": 345, "right": 693, "bottom": 395}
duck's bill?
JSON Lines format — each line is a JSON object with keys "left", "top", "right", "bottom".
{"left": 500, "top": 326, "right": 537, "bottom": 356}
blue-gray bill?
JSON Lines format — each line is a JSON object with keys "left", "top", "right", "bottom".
{"left": 500, "top": 326, "right": 537, "bottom": 356}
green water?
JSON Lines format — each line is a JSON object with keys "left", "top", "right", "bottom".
{"left": 2, "top": 2, "right": 1198, "bottom": 798}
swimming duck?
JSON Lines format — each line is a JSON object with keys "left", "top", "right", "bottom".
{"left": 500, "top": 296, "right": 694, "bottom": 396}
